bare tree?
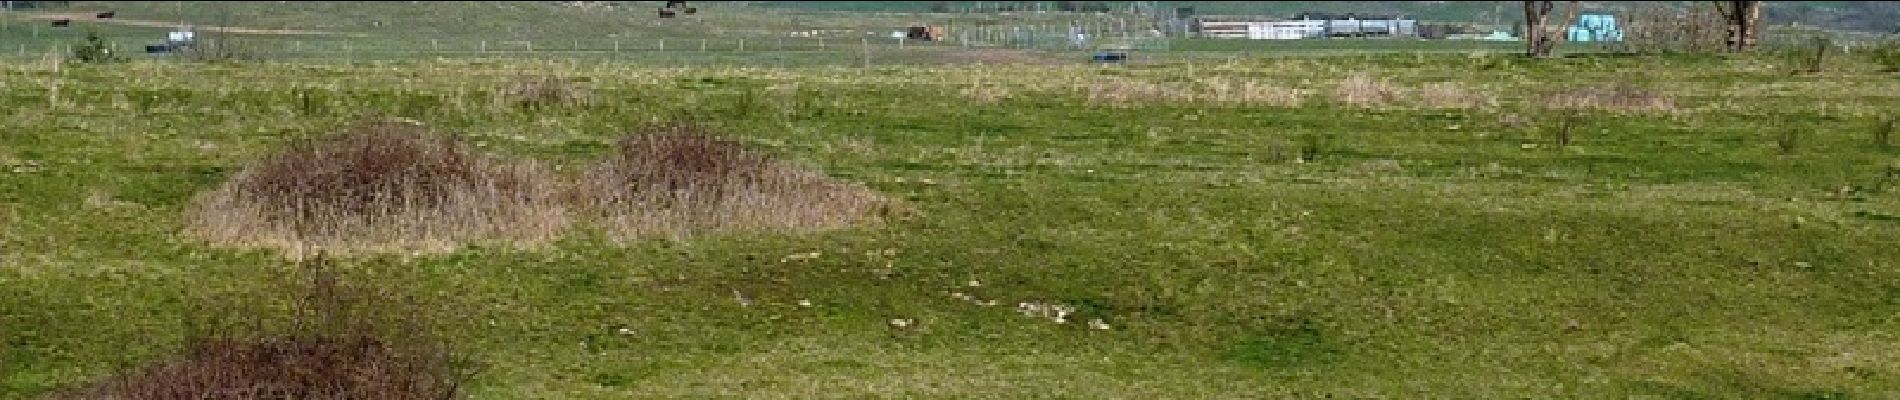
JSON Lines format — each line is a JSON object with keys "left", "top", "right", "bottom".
{"left": 1523, "top": 1, "right": 1579, "bottom": 58}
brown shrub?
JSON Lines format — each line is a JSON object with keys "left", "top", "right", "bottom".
{"left": 183, "top": 120, "right": 567, "bottom": 258}
{"left": 576, "top": 124, "right": 890, "bottom": 240}
{"left": 61, "top": 335, "right": 461, "bottom": 400}
{"left": 1541, "top": 83, "right": 1677, "bottom": 113}
{"left": 55, "top": 258, "right": 464, "bottom": 400}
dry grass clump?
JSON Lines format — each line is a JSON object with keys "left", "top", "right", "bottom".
{"left": 1084, "top": 80, "right": 1192, "bottom": 106}
{"left": 1330, "top": 75, "right": 1492, "bottom": 109}
{"left": 960, "top": 84, "right": 1013, "bottom": 104}
{"left": 1199, "top": 77, "right": 1306, "bottom": 107}
{"left": 1333, "top": 73, "right": 1404, "bottom": 107}
{"left": 576, "top": 124, "right": 891, "bottom": 240}
{"left": 183, "top": 121, "right": 567, "bottom": 258}
{"left": 1541, "top": 83, "right": 1677, "bottom": 113}
{"left": 1084, "top": 78, "right": 1304, "bottom": 107}
{"left": 500, "top": 75, "right": 592, "bottom": 111}
{"left": 1414, "top": 82, "right": 1493, "bottom": 109}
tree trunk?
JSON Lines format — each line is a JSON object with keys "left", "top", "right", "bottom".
{"left": 1716, "top": 1, "right": 1762, "bottom": 52}
{"left": 1524, "top": 1, "right": 1548, "bottom": 57}
{"left": 1523, "top": 1, "right": 1577, "bottom": 58}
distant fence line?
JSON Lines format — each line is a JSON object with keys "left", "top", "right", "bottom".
{"left": 0, "top": 33, "right": 1175, "bottom": 61}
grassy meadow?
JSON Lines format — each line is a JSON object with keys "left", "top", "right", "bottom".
{"left": 2, "top": 39, "right": 1900, "bottom": 399}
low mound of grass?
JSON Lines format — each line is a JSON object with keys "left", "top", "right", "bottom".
{"left": 576, "top": 124, "right": 892, "bottom": 240}
{"left": 183, "top": 120, "right": 568, "bottom": 258}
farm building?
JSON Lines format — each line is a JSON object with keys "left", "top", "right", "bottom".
{"left": 1567, "top": 13, "right": 1623, "bottom": 42}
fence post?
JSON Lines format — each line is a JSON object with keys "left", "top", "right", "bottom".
{"left": 659, "top": 39, "right": 665, "bottom": 51}
{"left": 861, "top": 37, "right": 869, "bottom": 69}
{"left": 613, "top": 39, "right": 619, "bottom": 52}
{"left": 431, "top": 39, "right": 438, "bottom": 52}
{"left": 700, "top": 38, "right": 706, "bottom": 51}
{"left": 818, "top": 37, "right": 825, "bottom": 50}
{"left": 899, "top": 36, "right": 905, "bottom": 49}
{"left": 738, "top": 38, "right": 744, "bottom": 52}
{"left": 527, "top": 41, "right": 533, "bottom": 52}
{"left": 480, "top": 40, "right": 486, "bottom": 53}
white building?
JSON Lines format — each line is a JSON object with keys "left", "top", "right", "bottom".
{"left": 1195, "top": 18, "right": 1326, "bottom": 40}
{"left": 1194, "top": 14, "right": 1418, "bottom": 39}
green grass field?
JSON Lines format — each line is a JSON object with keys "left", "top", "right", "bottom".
{"left": 3, "top": 50, "right": 1898, "bottom": 398}
{"left": 4, "top": 2, "right": 1900, "bottom": 398}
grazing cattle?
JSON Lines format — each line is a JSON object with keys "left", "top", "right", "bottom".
{"left": 51, "top": 19, "right": 71, "bottom": 27}
{"left": 96, "top": 11, "right": 115, "bottom": 19}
